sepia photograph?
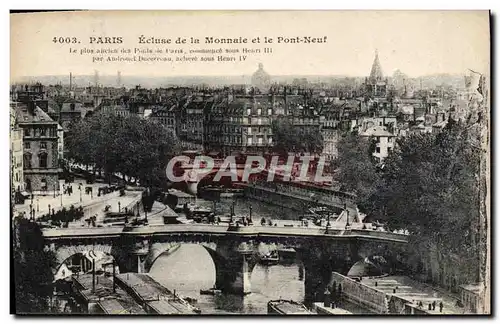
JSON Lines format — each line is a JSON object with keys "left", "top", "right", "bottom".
{"left": 9, "top": 10, "right": 491, "bottom": 315}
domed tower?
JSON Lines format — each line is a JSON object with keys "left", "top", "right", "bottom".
{"left": 251, "top": 63, "right": 271, "bottom": 92}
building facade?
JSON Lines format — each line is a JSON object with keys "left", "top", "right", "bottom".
{"left": 10, "top": 104, "right": 24, "bottom": 193}
{"left": 360, "top": 125, "right": 396, "bottom": 162}
{"left": 15, "top": 102, "right": 60, "bottom": 195}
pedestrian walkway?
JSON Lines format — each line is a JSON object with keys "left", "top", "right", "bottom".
{"left": 13, "top": 179, "right": 113, "bottom": 219}
{"left": 362, "top": 276, "right": 465, "bottom": 314}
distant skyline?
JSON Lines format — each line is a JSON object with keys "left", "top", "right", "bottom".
{"left": 11, "top": 11, "right": 490, "bottom": 81}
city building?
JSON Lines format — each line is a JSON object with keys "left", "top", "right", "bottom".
{"left": 57, "top": 124, "right": 64, "bottom": 161}
{"left": 148, "top": 103, "right": 177, "bottom": 133}
{"left": 59, "top": 100, "right": 86, "bottom": 130}
{"left": 361, "top": 51, "right": 392, "bottom": 114}
{"left": 359, "top": 125, "right": 396, "bottom": 162}
{"left": 15, "top": 101, "right": 61, "bottom": 195}
{"left": 10, "top": 104, "right": 24, "bottom": 194}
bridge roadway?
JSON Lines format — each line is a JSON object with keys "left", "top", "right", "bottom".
{"left": 42, "top": 223, "right": 408, "bottom": 243}
{"left": 42, "top": 224, "right": 408, "bottom": 299}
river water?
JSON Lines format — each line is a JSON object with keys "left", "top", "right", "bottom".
{"left": 149, "top": 197, "right": 369, "bottom": 314}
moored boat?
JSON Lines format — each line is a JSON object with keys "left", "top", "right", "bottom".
{"left": 200, "top": 287, "right": 222, "bottom": 296}
{"left": 260, "top": 251, "right": 279, "bottom": 265}
{"left": 267, "top": 299, "right": 313, "bottom": 315}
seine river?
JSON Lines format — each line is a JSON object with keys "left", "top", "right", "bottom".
{"left": 150, "top": 197, "right": 301, "bottom": 314}
{"left": 149, "top": 197, "right": 368, "bottom": 314}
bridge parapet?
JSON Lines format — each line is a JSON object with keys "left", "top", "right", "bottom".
{"left": 42, "top": 224, "right": 408, "bottom": 297}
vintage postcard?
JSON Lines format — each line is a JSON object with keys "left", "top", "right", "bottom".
{"left": 10, "top": 10, "right": 490, "bottom": 315}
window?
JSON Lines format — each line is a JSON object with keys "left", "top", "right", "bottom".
{"left": 247, "top": 137, "right": 253, "bottom": 145}
{"left": 247, "top": 108, "right": 251, "bottom": 116}
{"left": 375, "top": 147, "right": 381, "bottom": 154}
{"left": 268, "top": 108, "right": 273, "bottom": 115}
{"left": 24, "top": 128, "right": 30, "bottom": 137}
{"left": 40, "top": 142, "right": 47, "bottom": 149}
{"left": 247, "top": 127, "right": 252, "bottom": 135}
{"left": 41, "top": 178, "right": 48, "bottom": 191}
{"left": 24, "top": 142, "right": 30, "bottom": 149}
{"left": 268, "top": 137, "right": 273, "bottom": 144}
{"left": 39, "top": 152, "right": 48, "bottom": 168}
{"left": 23, "top": 153, "right": 32, "bottom": 168}
{"left": 257, "top": 108, "right": 261, "bottom": 115}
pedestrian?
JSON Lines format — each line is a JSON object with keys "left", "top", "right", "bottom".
{"left": 439, "top": 301, "right": 443, "bottom": 313}
{"left": 428, "top": 303, "right": 432, "bottom": 311}
{"left": 432, "top": 300, "right": 436, "bottom": 310}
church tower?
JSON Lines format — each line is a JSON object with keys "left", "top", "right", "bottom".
{"left": 369, "top": 50, "right": 384, "bottom": 82}
{"left": 364, "top": 50, "right": 388, "bottom": 98}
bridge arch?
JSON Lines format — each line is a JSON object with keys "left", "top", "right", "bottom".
{"left": 144, "top": 241, "right": 219, "bottom": 273}
{"left": 50, "top": 244, "right": 125, "bottom": 276}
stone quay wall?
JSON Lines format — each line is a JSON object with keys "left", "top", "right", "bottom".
{"left": 330, "top": 272, "right": 389, "bottom": 314}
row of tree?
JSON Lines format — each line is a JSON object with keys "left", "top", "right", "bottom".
{"left": 335, "top": 118, "right": 481, "bottom": 273}
{"left": 65, "top": 112, "right": 179, "bottom": 188}
{"left": 37, "top": 205, "right": 84, "bottom": 226}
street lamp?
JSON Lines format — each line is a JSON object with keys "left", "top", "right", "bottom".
{"left": 53, "top": 184, "right": 56, "bottom": 198}
{"left": 36, "top": 198, "right": 39, "bottom": 212}
{"left": 60, "top": 184, "right": 63, "bottom": 207}
{"left": 79, "top": 184, "right": 82, "bottom": 203}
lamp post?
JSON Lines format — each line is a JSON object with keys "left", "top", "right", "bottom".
{"left": 60, "top": 183, "right": 63, "bottom": 207}
{"left": 36, "top": 198, "right": 39, "bottom": 212}
{"left": 249, "top": 205, "right": 253, "bottom": 224}
{"left": 53, "top": 184, "right": 56, "bottom": 198}
{"left": 118, "top": 201, "right": 121, "bottom": 213}
{"left": 79, "top": 183, "right": 82, "bottom": 203}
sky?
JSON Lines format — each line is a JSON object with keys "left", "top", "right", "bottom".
{"left": 10, "top": 10, "right": 490, "bottom": 80}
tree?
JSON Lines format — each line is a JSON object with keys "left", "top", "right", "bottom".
{"left": 65, "top": 112, "right": 179, "bottom": 187}
{"left": 363, "top": 119, "right": 480, "bottom": 270}
{"left": 334, "top": 131, "right": 380, "bottom": 209}
{"left": 13, "top": 217, "right": 57, "bottom": 313}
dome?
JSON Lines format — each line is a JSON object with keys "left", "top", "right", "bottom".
{"left": 251, "top": 63, "right": 271, "bottom": 90}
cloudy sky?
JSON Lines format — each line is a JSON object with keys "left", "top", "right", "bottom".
{"left": 10, "top": 10, "right": 490, "bottom": 80}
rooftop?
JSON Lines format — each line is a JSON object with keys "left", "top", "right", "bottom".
{"left": 360, "top": 125, "right": 395, "bottom": 137}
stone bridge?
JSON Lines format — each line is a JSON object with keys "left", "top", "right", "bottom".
{"left": 43, "top": 224, "right": 408, "bottom": 303}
